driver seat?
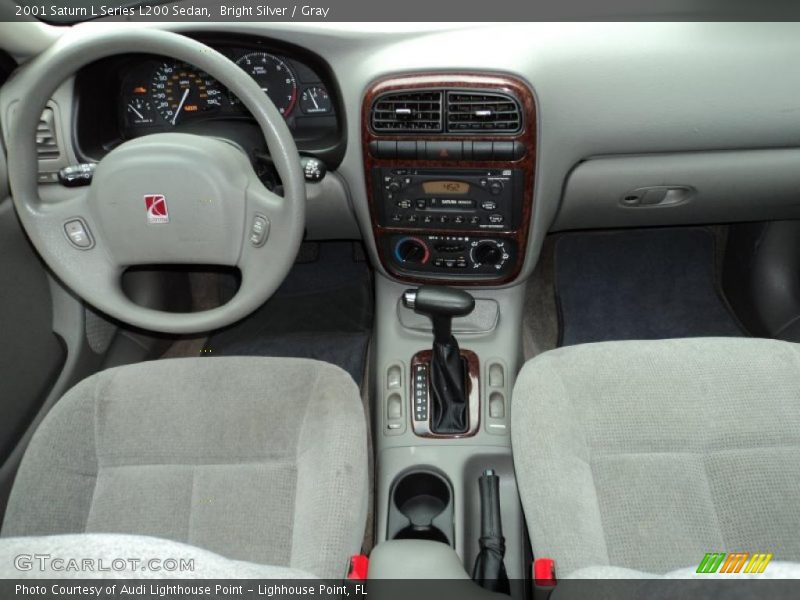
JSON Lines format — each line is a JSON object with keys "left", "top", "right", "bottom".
{"left": 0, "top": 357, "right": 368, "bottom": 579}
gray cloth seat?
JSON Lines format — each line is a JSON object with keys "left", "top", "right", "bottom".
{"left": 0, "top": 357, "right": 368, "bottom": 579}
{"left": 511, "top": 338, "right": 800, "bottom": 578}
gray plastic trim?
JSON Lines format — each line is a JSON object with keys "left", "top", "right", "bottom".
{"left": 397, "top": 298, "right": 499, "bottom": 334}
{"left": 368, "top": 540, "right": 470, "bottom": 580}
{"left": 555, "top": 149, "right": 800, "bottom": 231}
{"left": 304, "top": 171, "right": 362, "bottom": 240}
{"left": 0, "top": 134, "right": 6, "bottom": 198}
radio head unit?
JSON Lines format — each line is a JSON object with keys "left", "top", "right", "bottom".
{"left": 374, "top": 167, "right": 524, "bottom": 231}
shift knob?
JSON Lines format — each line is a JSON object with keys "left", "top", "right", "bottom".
{"left": 402, "top": 286, "right": 475, "bottom": 317}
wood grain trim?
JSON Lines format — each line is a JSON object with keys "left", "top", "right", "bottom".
{"left": 410, "top": 349, "right": 480, "bottom": 439}
{"left": 362, "top": 72, "right": 537, "bottom": 286}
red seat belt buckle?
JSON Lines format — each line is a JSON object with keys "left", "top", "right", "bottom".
{"left": 346, "top": 554, "right": 369, "bottom": 580}
{"left": 533, "top": 557, "right": 557, "bottom": 588}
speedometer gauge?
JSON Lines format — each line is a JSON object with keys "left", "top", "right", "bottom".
{"left": 234, "top": 52, "right": 298, "bottom": 116}
{"left": 151, "top": 62, "right": 224, "bottom": 125}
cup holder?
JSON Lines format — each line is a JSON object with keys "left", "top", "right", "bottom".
{"left": 387, "top": 470, "right": 454, "bottom": 546}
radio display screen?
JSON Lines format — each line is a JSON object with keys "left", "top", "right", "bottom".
{"left": 422, "top": 181, "right": 470, "bottom": 195}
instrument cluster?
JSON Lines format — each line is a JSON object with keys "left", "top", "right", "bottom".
{"left": 119, "top": 47, "right": 335, "bottom": 133}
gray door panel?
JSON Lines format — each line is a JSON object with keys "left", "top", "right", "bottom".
{"left": 0, "top": 199, "right": 65, "bottom": 464}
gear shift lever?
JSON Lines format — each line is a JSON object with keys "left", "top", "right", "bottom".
{"left": 403, "top": 286, "right": 476, "bottom": 434}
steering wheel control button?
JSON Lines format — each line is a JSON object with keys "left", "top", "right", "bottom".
{"left": 64, "top": 219, "right": 94, "bottom": 249}
{"left": 249, "top": 215, "right": 270, "bottom": 247}
{"left": 59, "top": 163, "right": 97, "bottom": 187}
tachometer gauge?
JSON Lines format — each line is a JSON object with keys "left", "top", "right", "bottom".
{"left": 234, "top": 52, "right": 298, "bottom": 116}
{"left": 125, "top": 96, "right": 156, "bottom": 126}
{"left": 300, "top": 86, "right": 332, "bottom": 115}
{"left": 151, "top": 62, "right": 224, "bottom": 125}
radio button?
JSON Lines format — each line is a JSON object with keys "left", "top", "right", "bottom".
{"left": 481, "top": 200, "right": 498, "bottom": 211}
{"left": 489, "top": 213, "right": 504, "bottom": 224}
{"left": 454, "top": 216, "right": 465, "bottom": 224}
{"left": 407, "top": 214, "right": 419, "bottom": 224}
{"left": 391, "top": 213, "right": 403, "bottom": 222}
{"left": 397, "top": 199, "right": 412, "bottom": 209}
{"left": 469, "top": 216, "right": 482, "bottom": 225}
{"left": 489, "top": 181, "right": 504, "bottom": 195}
{"left": 416, "top": 199, "right": 428, "bottom": 209}
{"left": 423, "top": 215, "right": 434, "bottom": 224}
{"left": 438, "top": 215, "right": 450, "bottom": 224}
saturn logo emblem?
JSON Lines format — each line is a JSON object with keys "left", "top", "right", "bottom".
{"left": 144, "top": 194, "right": 169, "bottom": 224}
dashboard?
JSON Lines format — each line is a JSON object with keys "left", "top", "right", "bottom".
{"left": 74, "top": 36, "right": 344, "bottom": 167}
{"left": 7, "top": 23, "right": 800, "bottom": 287}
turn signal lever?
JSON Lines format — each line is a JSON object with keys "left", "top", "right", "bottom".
{"left": 403, "top": 286, "right": 475, "bottom": 434}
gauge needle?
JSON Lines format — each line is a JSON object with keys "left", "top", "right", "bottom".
{"left": 172, "top": 87, "right": 190, "bottom": 125}
{"left": 128, "top": 103, "right": 145, "bottom": 119}
{"left": 310, "top": 92, "right": 319, "bottom": 109}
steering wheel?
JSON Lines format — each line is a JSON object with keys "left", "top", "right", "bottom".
{"left": 6, "top": 28, "right": 305, "bottom": 334}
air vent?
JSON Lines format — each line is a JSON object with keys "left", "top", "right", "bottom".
{"left": 371, "top": 91, "right": 443, "bottom": 133}
{"left": 446, "top": 91, "right": 522, "bottom": 133}
{"left": 36, "top": 108, "right": 60, "bottom": 160}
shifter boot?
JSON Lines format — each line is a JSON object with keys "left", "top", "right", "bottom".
{"left": 430, "top": 334, "right": 468, "bottom": 434}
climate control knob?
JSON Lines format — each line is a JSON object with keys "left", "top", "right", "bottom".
{"left": 473, "top": 241, "right": 503, "bottom": 265}
{"left": 395, "top": 237, "right": 430, "bottom": 265}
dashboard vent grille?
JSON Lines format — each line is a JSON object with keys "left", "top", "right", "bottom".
{"left": 372, "top": 91, "right": 443, "bottom": 133}
{"left": 446, "top": 91, "right": 522, "bottom": 133}
{"left": 36, "top": 108, "right": 60, "bottom": 160}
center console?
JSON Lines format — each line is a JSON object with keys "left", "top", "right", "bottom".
{"left": 362, "top": 73, "right": 538, "bottom": 284}
{"left": 365, "top": 73, "right": 535, "bottom": 590}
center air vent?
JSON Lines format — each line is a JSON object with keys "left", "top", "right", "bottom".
{"left": 446, "top": 91, "right": 522, "bottom": 133}
{"left": 36, "top": 108, "right": 61, "bottom": 161}
{"left": 371, "top": 91, "right": 443, "bottom": 133}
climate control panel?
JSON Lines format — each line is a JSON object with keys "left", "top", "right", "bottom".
{"left": 384, "top": 234, "right": 515, "bottom": 279}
